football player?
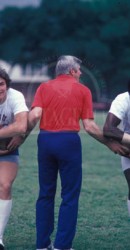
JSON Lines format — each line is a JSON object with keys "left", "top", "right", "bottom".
{"left": 0, "top": 67, "right": 28, "bottom": 250}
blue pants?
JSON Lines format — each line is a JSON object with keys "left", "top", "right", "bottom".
{"left": 36, "top": 131, "right": 82, "bottom": 249}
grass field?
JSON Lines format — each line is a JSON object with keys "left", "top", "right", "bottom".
{"left": 4, "top": 112, "right": 130, "bottom": 250}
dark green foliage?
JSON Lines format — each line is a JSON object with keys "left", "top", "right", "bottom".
{"left": 0, "top": 0, "right": 130, "bottom": 99}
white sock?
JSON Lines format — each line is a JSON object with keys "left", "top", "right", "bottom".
{"left": 37, "top": 249, "right": 50, "bottom": 250}
{"left": 54, "top": 249, "right": 74, "bottom": 250}
{"left": 37, "top": 245, "right": 53, "bottom": 250}
{"left": 0, "top": 199, "right": 12, "bottom": 243}
{"left": 127, "top": 199, "right": 130, "bottom": 216}
{"left": 37, "top": 249, "right": 48, "bottom": 250}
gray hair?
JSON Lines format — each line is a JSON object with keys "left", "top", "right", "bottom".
{"left": 55, "top": 55, "right": 82, "bottom": 76}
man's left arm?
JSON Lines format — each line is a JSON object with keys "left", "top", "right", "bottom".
{"left": 103, "top": 112, "right": 124, "bottom": 141}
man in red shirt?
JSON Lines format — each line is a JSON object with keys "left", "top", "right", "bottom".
{"left": 27, "top": 55, "right": 128, "bottom": 250}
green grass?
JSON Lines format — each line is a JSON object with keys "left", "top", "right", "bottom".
{"left": 4, "top": 112, "right": 130, "bottom": 250}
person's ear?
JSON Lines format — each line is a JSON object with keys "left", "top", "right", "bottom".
{"left": 69, "top": 69, "right": 75, "bottom": 76}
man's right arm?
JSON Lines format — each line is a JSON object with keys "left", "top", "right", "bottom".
{"left": 82, "top": 118, "right": 130, "bottom": 156}
{"left": 28, "top": 107, "right": 42, "bottom": 131}
{"left": 22, "top": 106, "right": 42, "bottom": 140}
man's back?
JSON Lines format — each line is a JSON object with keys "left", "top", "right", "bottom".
{"left": 32, "top": 74, "right": 93, "bottom": 131}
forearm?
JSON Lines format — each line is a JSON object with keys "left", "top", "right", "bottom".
{"left": 87, "top": 127, "right": 106, "bottom": 144}
{"left": 20, "top": 119, "right": 37, "bottom": 142}
{"left": 104, "top": 125, "right": 130, "bottom": 146}
{"left": 103, "top": 126, "right": 124, "bottom": 142}
{"left": 27, "top": 107, "right": 42, "bottom": 136}
{"left": 103, "top": 112, "right": 123, "bottom": 142}
{"left": 83, "top": 119, "right": 109, "bottom": 145}
{"left": 0, "top": 122, "right": 27, "bottom": 138}
{"left": 82, "top": 118, "right": 130, "bottom": 156}
{"left": 0, "top": 112, "right": 28, "bottom": 138}
{"left": 85, "top": 122, "right": 130, "bottom": 155}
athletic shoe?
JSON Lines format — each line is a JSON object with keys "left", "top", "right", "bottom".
{"left": 54, "top": 248, "right": 74, "bottom": 250}
{"left": 0, "top": 243, "right": 4, "bottom": 250}
{"left": 47, "top": 244, "right": 54, "bottom": 250}
{"left": 37, "top": 243, "right": 54, "bottom": 250}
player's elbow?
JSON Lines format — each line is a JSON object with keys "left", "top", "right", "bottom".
{"left": 33, "top": 112, "right": 41, "bottom": 121}
{"left": 84, "top": 124, "right": 92, "bottom": 134}
{"left": 17, "top": 123, "right": 27, "bottom": 134}
{"left": 29, "top": 107, "right": 42, "bottom": 125}
{"left": 82, "top": 119, "right": 96, "bottom": 134}
{"left": 103, "top": 123, "right": 113, "bottom": 138}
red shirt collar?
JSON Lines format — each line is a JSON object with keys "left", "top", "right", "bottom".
{"left": 56, "top": 74, "right": 77, "bottom": 81}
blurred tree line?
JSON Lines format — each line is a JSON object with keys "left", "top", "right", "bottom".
{"left": 0, "top": 0, "right": 130, "bottom": 100}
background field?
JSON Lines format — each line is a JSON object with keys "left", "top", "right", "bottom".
{"left": 4, "top": 112, "right": 130, "bottom": 250}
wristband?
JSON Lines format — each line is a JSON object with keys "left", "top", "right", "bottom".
{"left": 122, "top": 133, "right": 130, "bottom": 144}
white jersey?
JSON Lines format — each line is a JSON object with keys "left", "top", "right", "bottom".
{"left": 109, "top": 92, "right": 130, "bottom": 134}
{"left": 109, "top": 91, "right": 130, "bottom": 171}
{"left": 0, "top": 88, "right": 28, "bottom": 127}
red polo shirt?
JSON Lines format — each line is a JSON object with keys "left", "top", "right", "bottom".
{"left": 32, "top": 75, "right": 94, "bottom": 131}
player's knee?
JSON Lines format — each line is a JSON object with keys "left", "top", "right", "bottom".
{"left": 0, "top": 181, "right": 12, "bottom": 198}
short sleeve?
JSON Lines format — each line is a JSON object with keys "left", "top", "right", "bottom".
{"left": 31, "top": 84, "right": 44, "bottom": 109}
{"left": 81, "top": 87, "right": 94, "bottom": 119}
{"left": 12, "top": 92, "right": 28, "bottom": 115}
{"left": 109, "top": 93, "right": 129, "bottom": 120}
